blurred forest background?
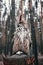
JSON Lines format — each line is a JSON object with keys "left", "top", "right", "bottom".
{"left": 0, "top": 0, "right": 43, "bottom": 65}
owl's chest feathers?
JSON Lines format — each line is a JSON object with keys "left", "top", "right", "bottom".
{"left": 17, "top": 28, "right": 28, "bottom": 43}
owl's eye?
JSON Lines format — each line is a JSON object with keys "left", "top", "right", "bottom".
{"left": 17, "top": 25, "right": 19, "bottom": 27}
